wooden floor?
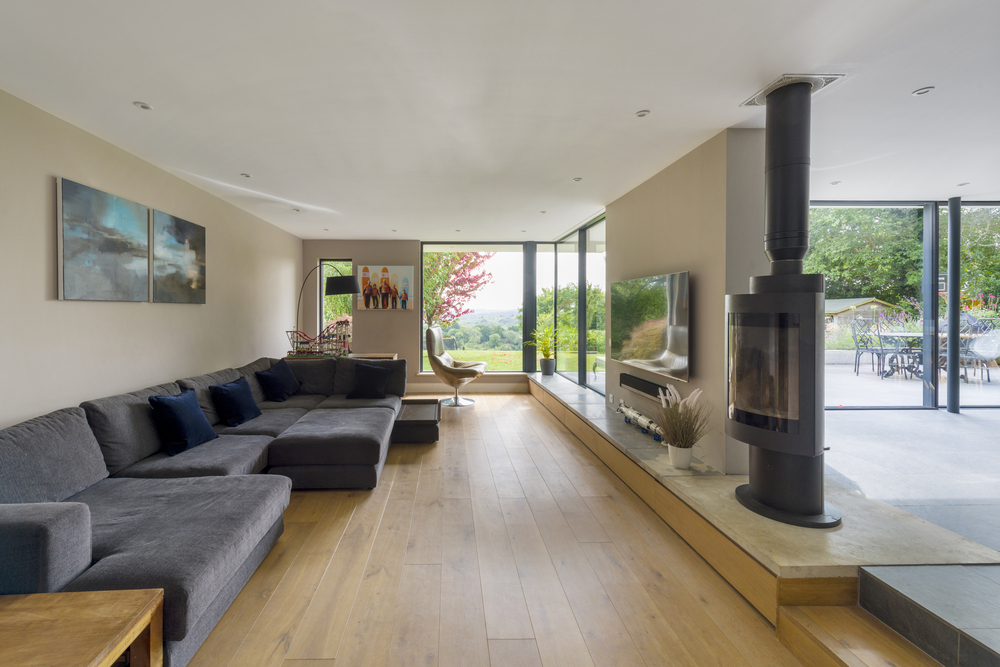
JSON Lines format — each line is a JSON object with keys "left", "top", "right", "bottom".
{"left": 188, "top": 394, "right": 801, "bottom": 667}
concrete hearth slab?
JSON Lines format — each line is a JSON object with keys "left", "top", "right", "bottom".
{"left": 663, "top": 474, "right": 1000, "bottom": 579}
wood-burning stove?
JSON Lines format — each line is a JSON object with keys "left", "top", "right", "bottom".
{"left": 726, "top": 79, "right": 842, "bottom": 528}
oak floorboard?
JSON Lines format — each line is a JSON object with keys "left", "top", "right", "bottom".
{"left": 405, "top": 440, "right": 444, "bottom": 565}
{"left": 188, "top": 521, "right": 314, "bottom": 667}
{"left": 229, "top": 491, "right": 359, "bottom": 667}
{"left": 283, "top": 454, "right": 402, "bottom": 660}
{"left": 439, "top": 499, "right": 490, "bottom": 667}
{"left": 500, "top": 497, "right": 595, "bottom": 667}
{"left": 334, "top": 496, "right": 415, "bottom": 665}
{"left": 387, "top": 564, "right": 441, "bottom": 666}
{"left": 488, "top": 639, "right": 544, "bottom": 667}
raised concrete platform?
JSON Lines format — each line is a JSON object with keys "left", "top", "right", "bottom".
{"left": 528, "top": 373, "right": 1000, "bottom": 624}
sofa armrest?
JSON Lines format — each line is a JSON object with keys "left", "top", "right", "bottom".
{"left": 0, "top": 502, "right": 92, "bottom": 594}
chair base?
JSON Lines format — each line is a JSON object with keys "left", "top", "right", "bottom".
{"left": 441, "top": 396, "right": 475, "bottom": 407}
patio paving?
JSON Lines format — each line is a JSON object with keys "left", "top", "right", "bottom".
{"left": 825, "top": 360, "right": 1000, "bottom": 407}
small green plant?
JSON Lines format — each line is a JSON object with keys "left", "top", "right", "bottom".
{"left": 524, "top": 324, "right": 556, "bottom": 359}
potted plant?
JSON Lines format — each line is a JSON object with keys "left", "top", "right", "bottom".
{"left": 525, "top": 325, "right": 557, "bottom": 375}
{"left": 652, "top": 385, "right": 712, "bottom": 469}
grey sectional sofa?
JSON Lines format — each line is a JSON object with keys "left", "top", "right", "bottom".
{"left": 0, "top": 354, "right": 412, "bottom": 667}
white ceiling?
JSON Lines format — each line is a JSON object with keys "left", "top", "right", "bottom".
{"left": 1, "top": 0, "right": 997, "bottom": 242}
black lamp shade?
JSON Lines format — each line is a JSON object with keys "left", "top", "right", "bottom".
{"left": 325, "top": 275, "right": 361, "bottom": 295}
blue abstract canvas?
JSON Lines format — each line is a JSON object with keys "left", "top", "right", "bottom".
{"left": 59, "top": 179, "right": 149, "bottom": 301}
{"left": 152, "top": 210, "right": 207, "bottom": 304}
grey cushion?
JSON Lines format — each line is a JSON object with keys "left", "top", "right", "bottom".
{"left": 112, "top": 435, "right": 273, "bottom": 478}
{"left": 64, "top": 475, "right": 291, "bottom": 642}
{"left": 334, "top": 358, "right": 407, "bottom": 397}
{"left": 285, "top": 358, "right": 337, "bottom": 395}
{"left": 0, "top": 408, "right": 109, "bottom": 503}
{"left": 0, "top": 502, "right": 91, "bottom": 594}
{"left": 81, "top": 383, "right": 181, "bottom": 474}
{"left": 315, "top": 394, "right": 402, "bottom": 414}
{"left": 235, "top": 357, "right": 276, "bottom": 405}
{"left": 213, "top": 408, "right": 306, "bottom": 437}
{"left": 257, "top": 394, "right": 326, "bottom": 411}
{"left": 177, "top": 369, "right": 240, "bottom": 426}
{"left": 269, "top": 408, "right": 395, "bottom": 466}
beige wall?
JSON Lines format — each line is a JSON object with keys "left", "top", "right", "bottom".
{"left": 300, "top": 240, "right": 528, "bottom": 393}
{"left": 604, "top": 128, "right": 767, "bottom": 473}
{"left": 0, "top": 89, "right": 302, "bottom": 428}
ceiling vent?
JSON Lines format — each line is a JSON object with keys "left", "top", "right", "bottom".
{"left": 740, "top": 73, "right": 845, "bottom": 107}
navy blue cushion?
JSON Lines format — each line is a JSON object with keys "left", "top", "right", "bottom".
{"left": 347, "top": 363, "right": 392, "bottom": 400}
{"left": 255, "top": 360, "right": 302, "bottom": 402}
{"left": 148, "top": 389, "right": 219, "bottom": 456}
{"left": 209, "top": 377, "right": 263, "bottom": 427}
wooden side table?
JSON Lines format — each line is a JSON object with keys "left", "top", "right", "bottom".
{"left": 349, "top": 353, "right": 398, "bottom": 360}
{"left": 0, "top": 588, "right": 163, "bottom": 667}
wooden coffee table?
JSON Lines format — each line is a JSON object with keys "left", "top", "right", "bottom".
{"left": 0, "top": 588, "right": 163, "bottom": 667}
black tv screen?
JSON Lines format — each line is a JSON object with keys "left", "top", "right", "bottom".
{"left": 610, "top": 271, "right": 689, "bottom": 382}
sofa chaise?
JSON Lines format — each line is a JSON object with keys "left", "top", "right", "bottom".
{"left": 0, "top": 354, "right": 415, "bottom": 667}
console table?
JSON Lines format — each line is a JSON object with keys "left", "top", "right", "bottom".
{"left": 0, "top": 588, "right": 163, "bottom": 667}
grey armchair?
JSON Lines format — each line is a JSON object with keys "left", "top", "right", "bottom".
{"left": 426, "top": 326, "right": 487, "bottom": 406}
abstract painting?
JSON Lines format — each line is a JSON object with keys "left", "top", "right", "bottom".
{"left": 58, "top": 178, "right": 148, "bottom": 301}
{"left": 152, "top": 210, "right": 207, "bottom": 304}
{"left": 357, "top": 265, "right": 413, "bottom": 311}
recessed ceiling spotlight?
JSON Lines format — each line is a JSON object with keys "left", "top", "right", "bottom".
{"left": 957, "top": 182, "right": 970, "bottom": 187}
{"left": 912, "top": 86, "right": 935, "bottom": 96}
{"left": 573, "top": 177, "right": 582, "bottom": 182}
{"left": 455, "top": 229, "right": 461, "bottom": 232}
{"left": 240, "top": 173, "right": 252, "bottom": 178}
{"left": 540, "top": 211, "right": 546, "bottom": 214}
{"left": 292, "top": 208, "right": 301, "bottom": 212}
{"left": 635, "top": 110, "right": 650, "bottom": 117}
{"left": 133, "top": 101, "right": 152, "bottom": 110}
{"left": 830, "top": 181, "right": 842, "bottom": 185}
{"left": 323, "top": 228, "right": 329, "bottom": 231}
{"left": 521, "top": 230, "right": 526, "bottom": 233}
{"left": 391, "top": 229, "right": 397, "bottom": 232}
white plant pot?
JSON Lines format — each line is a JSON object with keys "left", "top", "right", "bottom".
{"left": 668, "top": 445, "right": 693, "bottom": 469}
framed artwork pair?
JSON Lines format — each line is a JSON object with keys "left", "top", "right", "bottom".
{"left": 57, "top": 178, "right": 206, "bottom": 303}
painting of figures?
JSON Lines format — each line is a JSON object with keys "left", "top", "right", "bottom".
{"left": 152, "top": 210, "right": 207, "bottom": 304}
{"left": 58, "top": 178, "right": 148, "bottom": 301}
{"left": 357, "top": 265, "right": 413, "bottom": 311}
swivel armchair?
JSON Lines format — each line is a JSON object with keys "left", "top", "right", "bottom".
{"left": 426, "top": 326, "right": 487, "bottom": 406}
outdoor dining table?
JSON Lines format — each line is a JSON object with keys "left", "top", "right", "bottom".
{"left": 878, "top": 330, "right": 925, "bottom": 378}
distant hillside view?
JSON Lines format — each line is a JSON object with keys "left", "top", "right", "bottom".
{"left": 423, "top": 308, "right": 524, "bottom": 371}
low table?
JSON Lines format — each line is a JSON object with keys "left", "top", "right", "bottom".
{"left": 391, "top": 398, "right": 442, "bottom": 443}
{"left": 0, "top": 588, "right": 163, "bottom": 667}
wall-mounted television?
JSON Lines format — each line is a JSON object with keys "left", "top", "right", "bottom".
{"left": 610, "top": 271, "right": 689, "bottom": 382}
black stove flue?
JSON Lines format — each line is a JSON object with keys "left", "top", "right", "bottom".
{"left": 725, "top": 80, "right": 841, "bottom": 528}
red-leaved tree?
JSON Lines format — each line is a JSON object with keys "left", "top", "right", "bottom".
{"left": 422, "top": 252, "right": 495, "bottom": 328}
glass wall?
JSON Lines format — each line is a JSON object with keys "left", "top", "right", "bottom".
{"left": 939, "top": 205, "right": 1000, "bottom": 407}
{"left": 805, "top": 206, "right": 926, "bottom": 407}
{"left": 585, "top": 221, "right": 607, "bottom": 392}
{"left": 421, "top": 244, "right": 524, "bottom": 372}
{"left": 556, "top": 236, "right": 579, "bottom": 376}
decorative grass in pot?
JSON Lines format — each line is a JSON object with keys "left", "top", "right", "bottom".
{"left": 653, "top": 385, "right": 712, "bottom": 469}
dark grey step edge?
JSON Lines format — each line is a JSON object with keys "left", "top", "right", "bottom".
{"left": 859, "top": 567, "right": 1000, "bottom": 667}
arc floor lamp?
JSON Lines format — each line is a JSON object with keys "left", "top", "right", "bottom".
{"left": 294, "top": 263, "right": 361, "bottom": 333}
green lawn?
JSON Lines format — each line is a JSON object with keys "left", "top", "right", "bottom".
{"left": 421, "top": 349, "right": 523, "bottom": 371}
{"left": 421, "top": 350, "right": 601, "bottom": 372}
